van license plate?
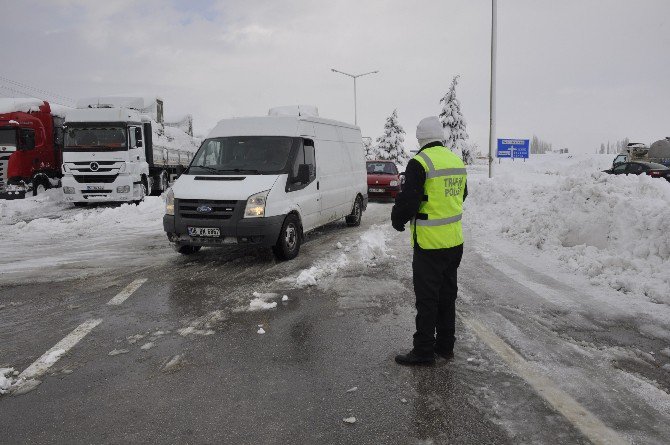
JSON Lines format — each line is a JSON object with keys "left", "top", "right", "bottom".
{"left": 369, "top": 188, "right": 384, "bottom": 193}
{"left": 188, "top": 227, "right": 220, "bottom": 237}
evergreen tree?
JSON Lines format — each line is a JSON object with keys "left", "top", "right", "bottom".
{"left": 362, "top": 137, "right": 375, "bottom": 160}
{"left": 375, "top": 109, "right": 408, "bottom": 163}
{"left": 439, "top": 75, "right": 470, "bottom": 162}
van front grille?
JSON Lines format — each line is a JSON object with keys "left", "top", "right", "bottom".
{"left": 178, "top": 199, "right": 238, "bottom": 220}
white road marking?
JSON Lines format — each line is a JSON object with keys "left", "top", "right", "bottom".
{"left": 107, "top": 278, "right": 147, "bottom": 306}
{"left": 462, "top": 316, "right": 629, "bottom": 445}
{"left": 18, "top": 319, "right": 102, "bottom": 381}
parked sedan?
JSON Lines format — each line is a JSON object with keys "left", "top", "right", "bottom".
{"left": 604, "top": 161, "right": 670, "bottom": 181}
{"left": 366, "top": 160, "right": 401, "bottom": 200}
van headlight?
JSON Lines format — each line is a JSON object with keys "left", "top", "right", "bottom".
{"left": 166, "top": 188, "right": 175, "bottom": 215}
{"left": 244, "top": 190, "right": 268, "bottom": 218}
{"left": 390, "top": 180, "right": 399, "bottom": 187}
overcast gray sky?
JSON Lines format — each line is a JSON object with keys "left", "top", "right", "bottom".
{"left": 2, "top": 0, "right": 669, "bottom": 153}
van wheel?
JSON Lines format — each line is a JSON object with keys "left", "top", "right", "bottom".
{"left": 346, "top": 196, "right": 363, "bottom": 227}
{"left": 273, "top": 214, "right": 301, "bottom": 261}
{"left": 175, "top": 245, "right": 201, "bottom": 255}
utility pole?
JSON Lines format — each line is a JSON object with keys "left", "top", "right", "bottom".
{"left": 488, "top": 0, "right": 497, "bottom": 179}
{"left": 331, "top": 69, "right": 379, "bottom": 126}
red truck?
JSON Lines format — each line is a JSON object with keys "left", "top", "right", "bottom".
{"left": 0, "top": 99, "right": 65, "bottom": 199}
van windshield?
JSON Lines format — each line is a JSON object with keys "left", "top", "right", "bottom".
{"left": 189, "top": 136, "right": 300, "bottom": 175}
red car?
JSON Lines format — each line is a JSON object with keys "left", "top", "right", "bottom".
{"left": 367, "top": 160, "right": 401, "bottom": 200}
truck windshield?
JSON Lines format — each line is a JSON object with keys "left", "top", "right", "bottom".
{"left": 189, "top": 136, "right": 299, "bottom": 175}
{"left": 0, "top": 128, "right": 17, "bottom": 146}
{"left": 64, "top": 127, "right": 127, "bottom": 150}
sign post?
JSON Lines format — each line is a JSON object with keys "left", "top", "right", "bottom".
{"left": 497, "top": 139, "right": 530, "bottom": 161}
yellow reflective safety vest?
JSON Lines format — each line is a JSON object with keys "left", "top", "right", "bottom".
{"left": 410, "top": 145, "right": 467, "bottom": 249}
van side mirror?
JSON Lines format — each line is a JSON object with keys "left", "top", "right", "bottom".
{"left": 295, "top": 164, "right": 310, "bottom": 184}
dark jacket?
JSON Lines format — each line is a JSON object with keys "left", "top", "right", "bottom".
{"left": 391, "top": 142, "right": 467, "bottom": 232}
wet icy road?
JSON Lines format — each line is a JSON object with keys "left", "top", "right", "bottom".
{"left": 1, "top": 203, "right": 669, "bottom": 444}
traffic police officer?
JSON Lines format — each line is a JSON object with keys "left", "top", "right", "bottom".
{"left": 391, "top": 116, "right": 467, "bottom": 366}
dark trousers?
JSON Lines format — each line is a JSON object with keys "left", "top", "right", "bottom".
{"left": 412, "top": 244, "right": 464, "bottom": 356}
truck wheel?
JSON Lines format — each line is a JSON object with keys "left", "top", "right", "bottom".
{"left": 32, "top": 177, "right": 50, "bottom": 196}
{"left": 272, "top": 214, "right": 301, "bottom": 261}
{"left": 345, "top": 196, "right": 363, "bottom": 227}
{"left": 134, "top": 179, "right": 148, "bottom": 205}
{"left": 153, "top": 171, "right": 168, "bottom": 196}
{"left": 175, "top": 245, "right": 201, "bottom": 255}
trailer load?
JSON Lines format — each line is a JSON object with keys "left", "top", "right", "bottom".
{"left": 612, "top": 140, "right": 670, "bottom": 168}
{"left": 61, "top": 96, "right": 199, "bottom": 205}
{"left": 0, "top": 98, "right": 65, "bottom": 199}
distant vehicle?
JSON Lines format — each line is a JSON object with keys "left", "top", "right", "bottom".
{"left": 366, "top": 160, "right": 401, "bottom": 200}
{"left": 612, "top": 140, "right": 670, "bottom": 169}
{"left": 0, "top": 99, "right": 65, "bottom": 199}
{"left": 61, "top": 96, "right": 198, "bottom": 205}
{"left": 604, "top": 161, "right": 670, "bottom": 182}
{"left": 163, "top": 105, "right": 368, "bottom": 259}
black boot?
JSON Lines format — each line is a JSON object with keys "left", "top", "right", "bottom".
{"left": 434, "top": 346, "right": 454, "bottom": 360}
{"left": 395, "top": 350, "right": 435, "bottom": 366}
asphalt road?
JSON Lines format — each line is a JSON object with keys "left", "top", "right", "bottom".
{"left": 1, "top": 203, "right": 668, "bottom": 444}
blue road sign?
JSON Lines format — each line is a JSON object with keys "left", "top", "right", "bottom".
{"left": 497, "top": 139, "right": 530, "bottom": 159}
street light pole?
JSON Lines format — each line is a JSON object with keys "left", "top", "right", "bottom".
{"left": 488, "top": 0, "right": 497, "bottom": 179}
{"left": 331, "top": 69, "right": 379, "bottom": 126}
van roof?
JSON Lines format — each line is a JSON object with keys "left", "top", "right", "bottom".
{"left": 208, "top": 115, "right": 359, "bottom": 139}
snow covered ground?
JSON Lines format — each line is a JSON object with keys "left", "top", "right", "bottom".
{"left": 1, "top": 153, "right": 668, "bottom": 302}
{"left": 466, "top": 154, "right": 670, "bottom": 303}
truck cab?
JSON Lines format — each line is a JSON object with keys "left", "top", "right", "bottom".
{"left": 62, "top": 107, "right": 150, "bottom": 204}
{"left": 0, "top": 99, "right": 63, "bottom": 199}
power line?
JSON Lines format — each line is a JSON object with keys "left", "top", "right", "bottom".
{"left": 0, "top": 75, "right": 75, "bottom": 103}
{"left": 0, "top": 84, "right": 73, "bottom": 107}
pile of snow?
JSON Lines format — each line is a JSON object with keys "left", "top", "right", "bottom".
{"left": 467, "top": 154, "right": 670, "bottom": 302}
{"left": 295, "top": 225, "right": 390, "bottom": 287}
{"left": 0, "top": 98, "right": 45, "bottom": 114}
{"left": 0, "top": 193, "right": 164, "bottom": 236}
{"left": 0, "top": 368, "right": 17, "bottom": 395}
{"left": 245, "top": 292, "right": 279, "bottom": 311}
{"left": 155, "top": 122, "right": 201, "bottom": 154}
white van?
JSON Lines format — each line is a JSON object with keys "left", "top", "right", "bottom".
{"left": 163, "top": 106, "right": 368, "bottom": 260}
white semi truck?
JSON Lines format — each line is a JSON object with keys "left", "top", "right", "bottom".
{"left": 61, "top": 97, "right": 199, "bottom": 205}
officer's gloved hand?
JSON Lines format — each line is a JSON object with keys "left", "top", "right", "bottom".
{"left": 392, "top": 221, "right": 405, "bottom": 232}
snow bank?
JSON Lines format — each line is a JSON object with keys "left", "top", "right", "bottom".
{"left": 468, "top": 154, "right": 670, "bottom": 302}
{"left": 0, "top": 368, "right": 16, "bottom": 395}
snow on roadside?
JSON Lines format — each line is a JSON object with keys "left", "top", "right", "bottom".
{"left": 0, "top": 368, "right": 16, "bottom": 395}
{"left": 467, "top": 154, "right": 670, "bottom": 303}
{"left": 295, "top": 224, "right": 391, "bottom": 287}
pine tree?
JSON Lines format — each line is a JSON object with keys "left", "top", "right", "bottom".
{"left": 439, "top": 75, "right": 470, "bottom": 162}
{"left": 375, "top": 109, "right": 408, "bottom": 163}
{"left": 362, "top": 137, "right": 375, "bottom": 160}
